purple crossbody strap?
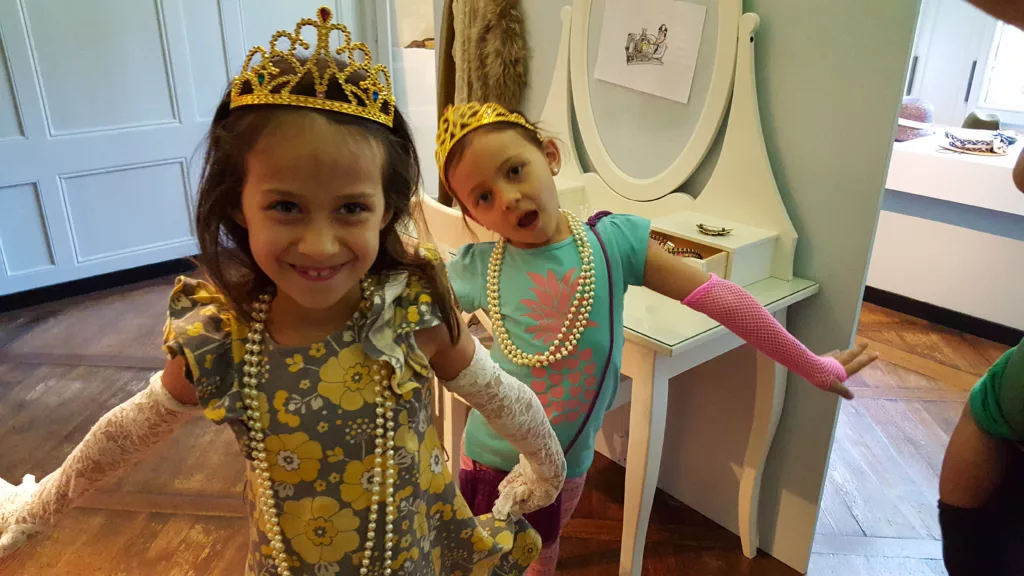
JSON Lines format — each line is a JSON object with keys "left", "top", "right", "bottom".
{"left": 562, "top": 210, "right": 616, "bottom": 457}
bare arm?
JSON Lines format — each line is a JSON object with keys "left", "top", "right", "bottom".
{"left": 939, "top": 404, "right": 1011, "bottom": 507}
{"left": 415, "top": 318, "right": 476, "bottom": 382}
{"left": 162, "top": 355, "right": 199, "bottom": 406}
{"left": 641, "top": 239, "right": 711, "bottom": 301}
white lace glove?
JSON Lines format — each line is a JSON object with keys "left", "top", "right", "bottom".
{"left": 494, "top": 454, "right": 551, "bottom": 519}
{"left": 0, "top": 372, "right": 198, "bottom": 561}
{"left": 441, "top": 337, "right": 566, "bottom": 520}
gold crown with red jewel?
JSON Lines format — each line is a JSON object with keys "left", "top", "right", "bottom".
{"left": 230, "top": 6, "right": 394, "bottom": 127}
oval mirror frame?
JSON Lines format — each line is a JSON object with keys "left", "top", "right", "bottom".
{"left": 570, "top": 0, "right": 741, "bottom": 201}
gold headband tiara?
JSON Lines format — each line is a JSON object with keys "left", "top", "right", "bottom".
{"left": 230, "top": 6, "right": 394, "bottom": 127}
{"left": 435, "top": 102, "right": 540, "bottom": 189}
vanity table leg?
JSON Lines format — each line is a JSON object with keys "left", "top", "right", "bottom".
{"left": 442, "top": 388, "right": 469, "bottom": 479}
{"left": 737, "top": 309, "right": 790, "bottom": 558}
{"left": 619, "top": 344, "right": 669, "bottom": 576}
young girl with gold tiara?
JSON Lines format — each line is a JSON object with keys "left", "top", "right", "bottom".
{"left": 0, "top": 9, "right": 565, "bottom": 576}
{"left": 437, "top": 102, "right": 879, "bottom": 575}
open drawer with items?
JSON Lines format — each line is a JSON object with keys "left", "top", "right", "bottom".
{"left": 650, "top": 212, "right": 779, "bottom": 287}
{"left": 650, "top": 229, "right": 729, "bottom": 278}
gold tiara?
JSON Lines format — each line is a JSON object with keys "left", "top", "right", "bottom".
{"left": 230, "top": 6, "right": 394, "bottom": 127}
{"left": 435, "top": 102, "right": 540, "bottom": 189}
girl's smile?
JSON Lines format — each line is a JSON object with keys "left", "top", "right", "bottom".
{"left": 289, "top": 262, "right": 346, "bottom": 283}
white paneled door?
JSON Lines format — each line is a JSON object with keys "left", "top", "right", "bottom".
{"left": 0, "top": 0, "right": 369, "bottom": 295}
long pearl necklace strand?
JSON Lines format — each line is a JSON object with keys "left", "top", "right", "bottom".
{"left": 242, "top": 278, "right": 399, "bottom": 576}
{"left": 487, "top": 209, "right": 596, "bottom": 367}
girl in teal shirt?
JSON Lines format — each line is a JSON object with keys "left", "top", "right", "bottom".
{"left": 436, "top": 102, "right": 876, "bottom": 574}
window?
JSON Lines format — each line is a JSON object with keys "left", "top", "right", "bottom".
{"left": 907, "top": 0, "right": 1024, "bottom": 128}
{"left": 378, "top": 0, "right": 440, "bottom": 198}
{"left": 975, "top": 23, "right": 1024, "bottom": 114}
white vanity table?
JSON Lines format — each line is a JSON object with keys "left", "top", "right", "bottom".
{"left": 612, "top": 277, "right": 816, "bottom": 573}
{"left": 422, "top": 1, "right": 827, "bottom": 573}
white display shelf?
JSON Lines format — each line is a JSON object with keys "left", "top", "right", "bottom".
{"left": 886, "top": 131, "right": 1024, "bottom": 217}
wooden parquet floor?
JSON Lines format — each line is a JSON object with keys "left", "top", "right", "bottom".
{"left": 808, "top": 303, "right": 1010, "bottom": 575}
{"left": 0, "top": 277, "right": 1007, "bottom": 575}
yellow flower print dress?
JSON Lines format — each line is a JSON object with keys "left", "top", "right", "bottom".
{"left": 162, "top": 273, "right": 541, "bottom": 576}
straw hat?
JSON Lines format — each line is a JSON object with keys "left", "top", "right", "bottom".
{"left": 896, "top": 97, "right": 935, "bottom": 142}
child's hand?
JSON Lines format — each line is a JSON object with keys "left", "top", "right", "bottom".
{"left": 492, "top": 455, "right": 561, "bottom": 520}
{"left": 0, "top": 474, "right": 46, "bottom": 564}
{"left": 823, "top": 342, "right": 878, "bottom": 400}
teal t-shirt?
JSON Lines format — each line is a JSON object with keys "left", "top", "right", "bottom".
{"left": 969, "top": 338, "right": 1024, "bottom": 442}
{"left": 447, "top": 214, "right": 651, "bottom": 478}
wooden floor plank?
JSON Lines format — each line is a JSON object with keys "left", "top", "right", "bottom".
{"left": 857, "top": 303, "right": 1008, "bottom": 377}
{"left": 0, "top": 351, "right": 165, "bottom": 370}
{"left": 964, "top": 332, "right": 1014, "bottom": 366}
{"left": 874, "top": 399, "right": 953, "bottom": 477}
{"left": 0, "top": 278, "right": 173, "bottom": 361}
{"left": 854, "top": 400, "right": 942, "bottom": 523}
{"left": 808, "top": 553, "right": 947, "bottom": 576}
{"left": 812, "top": 535, "right": 943, "bottom": 560}
{"left": 0, "top": 364, "right": 153, "bottom": 476}
{"left": 77, "top": 491, "right": 246, "bottom": 518}
{"left": 828, "top": 405, "right": 929, "bottom": 539}
{"left": 856, "top": 337, "right": 980, "bottom": 392}
{"left": 0, "top": 509, "right": 250, "bottom": 576}
{"left": 918, "top": 401, "right": 965, "bottom": 438}
{"left": 848, "top": 387, "right": 967, "bottom": 401}
{"left": 818, "top": 467, "right": 865, "bottom": 538}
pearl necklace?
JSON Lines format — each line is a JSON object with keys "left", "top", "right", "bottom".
{"left": 242, "top": 278, "right": 398, "bottom": 576}
{"left": 487, "top": 209, "right": 596, "bottom": 367}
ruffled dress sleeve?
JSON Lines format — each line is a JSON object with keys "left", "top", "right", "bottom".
{"left": 161, "top": 276, "right": 248, "bottom": 426}
{"left": 360, "top": 269, "right": 447, "bottom": 396}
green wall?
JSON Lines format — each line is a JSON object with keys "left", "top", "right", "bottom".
{"left": 743, "top": 1, "right": 919, "bottom": 569}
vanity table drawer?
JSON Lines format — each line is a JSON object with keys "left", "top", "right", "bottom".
{"left": 651, "top": 212, "right": 779, "bottom": 286}
{"left": 649, "top": 230, "right": 729, "bottom": 278}
{"left": 682, "top": 249, "right": 729, "bottom": 278}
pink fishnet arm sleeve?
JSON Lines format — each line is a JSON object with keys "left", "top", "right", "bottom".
{"left": 683, "top": 275, "right": 847, "bottom": 390}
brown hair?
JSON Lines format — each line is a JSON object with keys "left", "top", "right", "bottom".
{"left": 195, "top": 56, "right": 460, "bottom": 342}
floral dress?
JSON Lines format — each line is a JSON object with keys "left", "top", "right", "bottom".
{"left": 162, "top": 272, "right": 541, "bottom": 576}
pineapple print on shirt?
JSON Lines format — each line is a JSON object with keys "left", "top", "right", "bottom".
{"left": 519, "top": 268, "right": 599, "bottom": 425}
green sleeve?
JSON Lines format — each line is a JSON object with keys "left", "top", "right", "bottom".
{"left": 445, "top": 243, "right": 492, "bottom": 314}
{"left": 969, "top": 339, "right": 1024, "bottom": 441}
{"left": 595, "top": 213, "right": 652, "bottom": 287}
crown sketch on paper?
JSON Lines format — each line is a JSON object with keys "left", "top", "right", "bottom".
{"left": 625, "top": 24, "right": 668, "bottom": 66}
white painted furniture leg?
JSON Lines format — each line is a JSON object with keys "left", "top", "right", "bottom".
{"left": 442, "top": 388, "right": 469, "bottom": 480}
{"left": 441, "top": 310, "right": 492, "bottom": 477}
{"left": 619, "top": 344, "right": 670, "bottom": 576}
{"left": 737, "top": 309, "right": 790, "bottom": 558}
